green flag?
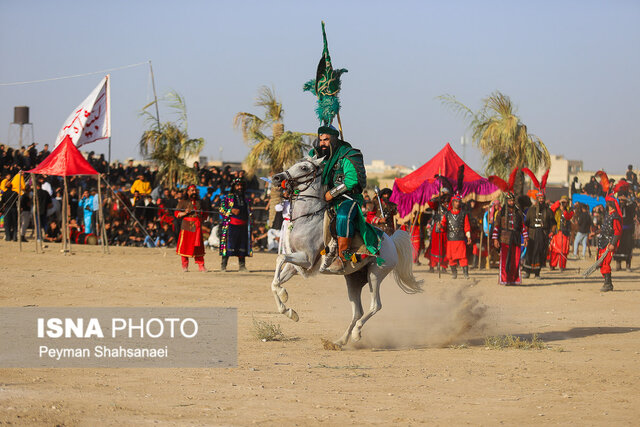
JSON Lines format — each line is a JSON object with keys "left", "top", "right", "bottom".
{"left": 303, "top": 21, "right": 347, "bottom": 126}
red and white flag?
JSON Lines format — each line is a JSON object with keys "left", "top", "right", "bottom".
{"left": 54, "top": 75, "right": 111, "bottom": 148}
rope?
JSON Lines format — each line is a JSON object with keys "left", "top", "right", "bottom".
{"left": 0, "top": 61, "right": 148, "bottom": 86}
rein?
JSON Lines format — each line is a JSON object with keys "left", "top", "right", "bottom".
{"left": 283, "top": 162, "right": 327, "bottom": 223}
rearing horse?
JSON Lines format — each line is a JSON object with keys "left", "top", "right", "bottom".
{"left": 270, "top": 155, "right": 423, "bottom": 346}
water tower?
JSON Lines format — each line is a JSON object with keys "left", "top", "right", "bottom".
{"left": 7, "top": 106, "right": 34, "bottom": 148}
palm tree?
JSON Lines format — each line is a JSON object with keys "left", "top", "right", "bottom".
{"left": 139, "top": 91, "right": 204, "bottom": 189}
{"left": 234, "top": 86, "right": 312, "bottom": 175}
{"left": 234, "top": 86, "right": 313, "bottom": 224}
{"left": 439, "top": 91, "right": 550, "bottom": 195}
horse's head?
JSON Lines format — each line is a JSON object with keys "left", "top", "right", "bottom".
{"left": 272, "top": 155, "right": 324, "bottom": 192}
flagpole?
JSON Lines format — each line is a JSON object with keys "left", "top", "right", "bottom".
{"left": 106, "top": 74, "right": 112, "bottom": 174}
{"left": 336, "top": 112, "right": 344, "bottom": 140}
{"left": 148, "top": 60, "right": 161, "bottom": 130}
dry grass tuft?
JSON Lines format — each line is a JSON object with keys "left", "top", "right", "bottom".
{"left": 252, "top": 318, "right": 285, "bottom": 342}
{"left": 484, "top": 333, "right": 547, "bottom": 350}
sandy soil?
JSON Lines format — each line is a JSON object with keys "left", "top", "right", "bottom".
{"left": 0, "top": 241, "right": 639, "bottom": 426}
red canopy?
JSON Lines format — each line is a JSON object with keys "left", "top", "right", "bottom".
{"left": 26, "top": 135, "right": 98, "bottom": 176}
{"left": 395, "top": 142, "right": 485, "bottom": 194}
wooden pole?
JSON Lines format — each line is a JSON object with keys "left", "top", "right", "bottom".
{"left": 31, "top": 173, "right": 39, "bottom": 253}
{"left": 17, "top": 172, "right": 22, "bottom": 252}
{"left": 97, "top": 175, "right": 109, "bottom": 254}
{"left": 478, "top": 219, "right": 483, "bottom": 270}
{"left": 63, "top": 177, "right": 70, "bottom": 254}
{"left": 336, "top": 111, "right": 344, "bottom": 140}
{"left": 148, "top": 61, "right": 161, "bottom": 130}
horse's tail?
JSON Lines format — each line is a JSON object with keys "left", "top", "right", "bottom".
{"left": 390, "top": 229, "right": 424, "bottom": 294}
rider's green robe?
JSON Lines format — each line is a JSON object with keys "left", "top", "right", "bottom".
{"left": 310, "top": 141, "right": 383, "bottom": 255}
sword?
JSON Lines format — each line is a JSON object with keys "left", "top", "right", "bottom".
{"left": 374, "top": 186, "right": 385, "bottom": 219}
{"left": 582, "top": 247, "right": 611, "bottom": 277}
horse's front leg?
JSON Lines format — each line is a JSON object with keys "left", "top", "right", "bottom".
{"left": 271, "top": 251, "right": 314, "bottom": 322}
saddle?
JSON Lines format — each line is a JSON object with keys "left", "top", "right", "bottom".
{"left": 322, "top": 210, "right": 373, "bottom": 256}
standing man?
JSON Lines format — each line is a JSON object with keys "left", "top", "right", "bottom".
{"left": 549, "top": 196, "right": 574, "bottom": 271}
{"left": 311, "top": 125, "right": 382, "bottom": 272}
{"left": 175, "top": 184, "right": 206, "bottom": 272}
{"left": 1, "top": 181, "right": 18, "bottom": 241}
{"left": 489, "top": 169, "right": 528, "bottom": 285}
{"left": 522, "top": 169, "right": 555, "bottom": 278}
{"left": 367, "top": 188, "right": 398, "bottom": 236}
{"left": 523, "top": 192, "right": 555, "bottom": 278}
{"left": 597, "top": 196, "right": 623, "bottom": 291}
{"left": 425, "top": 189, "right": 450, "bottom": 273}
{"left": 613, "top": 185, "right": 636, "bottom": 271}
{"left": 219, "top": 178, "right": 252, "bottom": 272}
{"left": 492, "top": 193, "right": 528, "bottom": 285}
{"left": 573, "top": 203, "right": 591, "bottom": 259}
{"left": 440, "top": 193, "right": 471, "bottom": 279}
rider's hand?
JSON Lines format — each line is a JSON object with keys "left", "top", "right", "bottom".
{"left": 607, "top": 243, "right": 615, "bottom": 252}
{"left": 325, "top": 191, "right": 333, "bottom": 202}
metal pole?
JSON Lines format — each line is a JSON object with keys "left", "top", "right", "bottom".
{"left": 148, "top": 60, "right": 161, "bottom": 130}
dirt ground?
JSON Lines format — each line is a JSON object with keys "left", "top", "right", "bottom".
{"left": 0, "top": 241, "right": 639, "bottom": 426}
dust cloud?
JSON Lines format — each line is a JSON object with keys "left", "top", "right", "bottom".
{"left": 350, "top": 282, "right": 488, "bottom": 349}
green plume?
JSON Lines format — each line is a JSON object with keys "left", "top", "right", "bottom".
{"left": 303, "top": 21, "right": 347, "bottom": 125}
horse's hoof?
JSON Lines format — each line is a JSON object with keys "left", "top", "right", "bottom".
{"left": 286, "top": 308, "right": 299, "bottom": 322}
{"left": 277, "top": 287, "right": 288, "bottom": 303}
{"left": 351, "top": 329, "right": 361, "bottom": 342}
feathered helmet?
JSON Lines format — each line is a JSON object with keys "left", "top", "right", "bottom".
{"left": 447, "top": 165, "right": 465, "bottom": 210}
{"left": 521, "top": 167, "right": 549, "bottom": 199}
{"left": 596, "top": 170, "right": 624, "bottom": 217}
{"left": 488, "top": 167, "right": 519, "bottom": 201}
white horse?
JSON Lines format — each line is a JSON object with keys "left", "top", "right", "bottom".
{"left": 270, "top": 155, "right": 423, "bottom": 346}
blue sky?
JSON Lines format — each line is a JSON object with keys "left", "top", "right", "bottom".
{"left": 1, "top": 0, "right": 638, "bottom": 174}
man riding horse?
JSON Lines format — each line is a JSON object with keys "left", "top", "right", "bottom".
{"left": 309, "top": 125, "right": 382, "bottom": 272}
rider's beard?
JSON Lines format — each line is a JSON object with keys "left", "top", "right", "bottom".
{"left": 318, "top": 145, "right": 332, "bottom": 158}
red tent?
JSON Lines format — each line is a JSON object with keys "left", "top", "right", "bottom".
{"left": 390, "top": 143, "right": 500, "bottom": 220}
{"left": 26, "top": 135, "right": 98, "bottom": 176}
{"left": 24, "top": 135, "right": 104, "bottom": 253}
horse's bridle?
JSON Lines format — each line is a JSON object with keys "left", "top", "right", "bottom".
{"left": 281, "top": 160, "right": 326, "bottom": 223}
{"left": 282, "top": 161, "right": 321, "bottom": 196}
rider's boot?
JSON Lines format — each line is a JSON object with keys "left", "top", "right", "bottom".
{"left": 451, "top": 265, "right": 458, "bottom": 279}
{"left": 339, "top": 236, "right": 354, "bottom": 262}
{"left": 324, "top": 237, "right": 352, "bottom": 274}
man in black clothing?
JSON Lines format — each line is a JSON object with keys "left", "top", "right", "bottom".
{"left": 1, "top": 182, "right": 18, "bottom": 241}
{"left": 584, "top": 176, "right": 603, "bottom": 197}
{"left": 626, "top": 165, "right": 638, "bottom": 192}
{"left": 613, "top": 192, "right": 637, "bottom": 271}
{"left": 572, "top": 203, "right": 591, "bottom": 259}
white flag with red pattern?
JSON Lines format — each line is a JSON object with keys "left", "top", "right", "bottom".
{"left": 54, "top": 75, "right": 111, "bottom": 148}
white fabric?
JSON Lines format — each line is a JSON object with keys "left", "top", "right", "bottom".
{"left": 55, "top": 76, "right": 110, "bottom": 148}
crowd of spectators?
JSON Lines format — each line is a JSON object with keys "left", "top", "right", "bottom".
{"left": 0, "top": 143, "right": 271, "bottom": 249}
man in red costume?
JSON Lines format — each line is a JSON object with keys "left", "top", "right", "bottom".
{"left": 489, "top": 169, "right": 528, "bottom": 285}
{"left": 175, "top": 185, "right": 206, "bottom": 272}
{"left": 549, "top": 196, "right": 574, "bottom": 271}
{"left": 440, "top": 193, "right": 471, "bottom": 279}
{"left": 425, "top": 189, "right": 450, "bottom": 272}
{"left": 594, "top": 171, "right": 624, "bottom": 292}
